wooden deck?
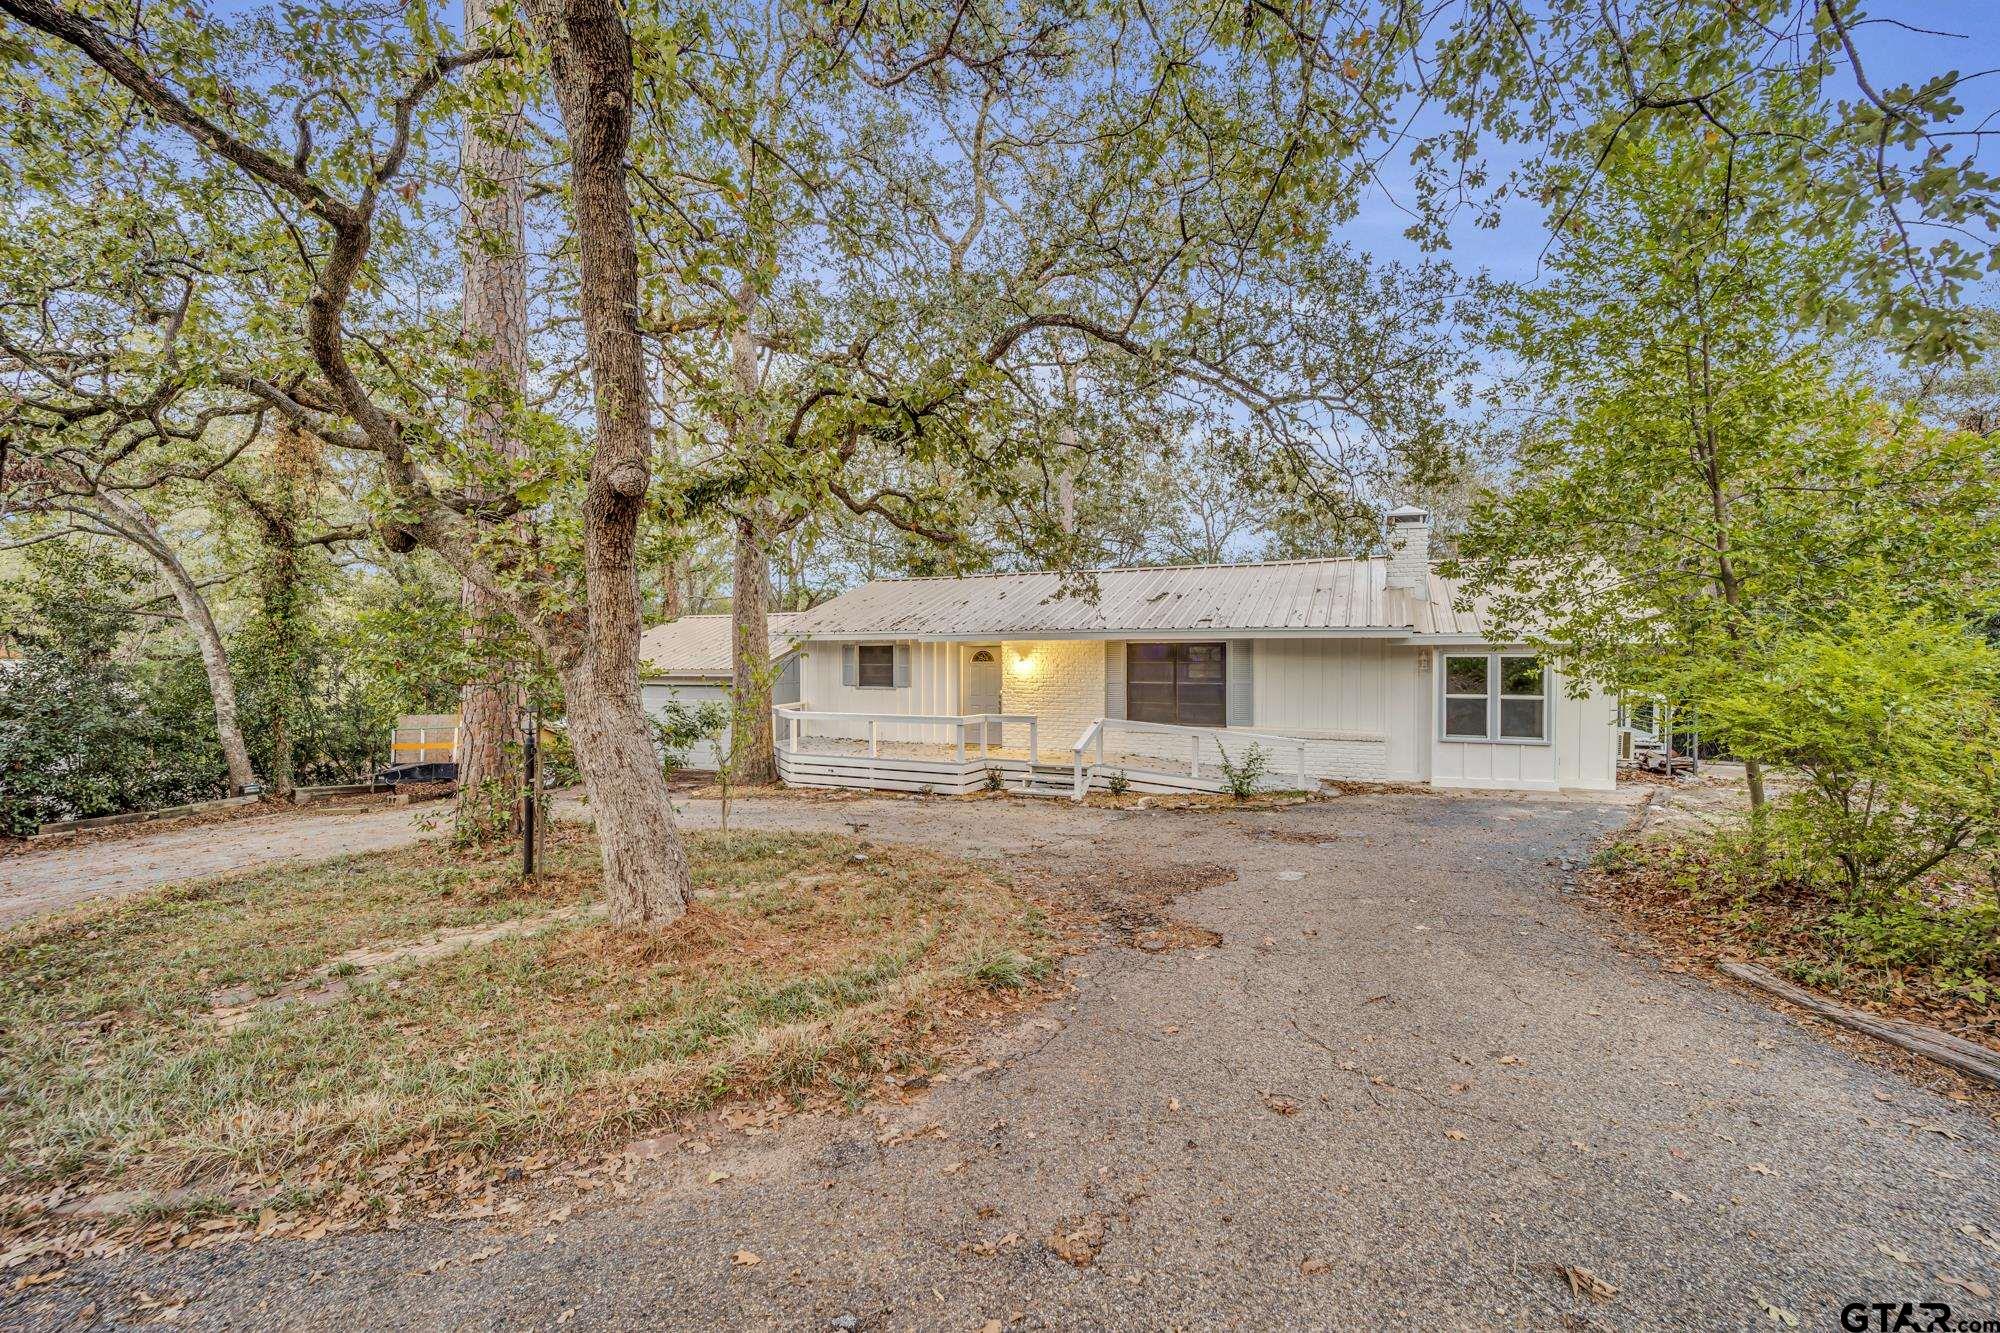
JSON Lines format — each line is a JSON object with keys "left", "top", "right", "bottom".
{"left": 773, "top": 707, "right": 1315, "bottom": 799}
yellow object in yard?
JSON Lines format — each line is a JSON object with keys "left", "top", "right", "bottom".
{"left": 390, "top": 714, "right": 461, "bottom": 765}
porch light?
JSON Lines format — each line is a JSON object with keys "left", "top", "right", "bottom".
{"left": 1011, "top": 649, "right": 1037, "bottom": 677}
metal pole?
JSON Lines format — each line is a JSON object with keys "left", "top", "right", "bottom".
{"left": 521, "top": 703, "right": 539, "bottom": 881}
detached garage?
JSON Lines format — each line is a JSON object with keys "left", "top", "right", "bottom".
{"left": 638, "top": 614, "right": 806, "bottom": 772}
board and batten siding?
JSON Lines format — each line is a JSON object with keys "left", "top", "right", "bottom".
{"left": 794, "top": 641, "right": 961, "bottom": 744}
{"left": 639, "top": 681, "right": 732, "bottom": 771}
{"left": 1247, "top": 638, "right": 1430, "bottom": 783}
{"left": 1428, "top": 667, "right": 1617, "bottom": 792}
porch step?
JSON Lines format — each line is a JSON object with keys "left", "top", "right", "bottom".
{"left": 1016, "top": 763, "right": 1080, "bottom": 798}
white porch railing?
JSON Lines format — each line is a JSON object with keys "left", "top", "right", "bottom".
{"left": 773, "top": 704, "right": 1039, "bottom": 766}
{"left": 1070, "top": 718, "right": 1312, "bottom": 800}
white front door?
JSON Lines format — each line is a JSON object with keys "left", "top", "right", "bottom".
{"left": 963, "top": 645, "right": 1001, "bottom": 745}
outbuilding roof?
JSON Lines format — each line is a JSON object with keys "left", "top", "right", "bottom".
{"left": 638, "top": 612, "right": 811, "bottom": 679}
{"left": 785, "top": 558, "right": 1490, "bottom": 640}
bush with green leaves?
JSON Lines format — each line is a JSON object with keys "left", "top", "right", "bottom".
{"left": 0, "top": 548, "right": 227, "bottom": 834}
{"left": 1700, "top": 604, "right": 2000, "bottom": 898}
{"left": 647, "top": 697, "right": 730, "bottom": 777}
{"left": 1215, "top": 742, "right": 1271, "bottom": 801}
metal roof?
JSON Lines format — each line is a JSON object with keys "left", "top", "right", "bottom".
{"left": 638, "top": 613, "right": 811, "bottom": 679}
{"left": 785, "top": 559, "right": 1490, "bottom": 640}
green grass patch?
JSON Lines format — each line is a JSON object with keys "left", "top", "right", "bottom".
{"left": 0, "top": 826, "right": 1052, "bottom": 1210}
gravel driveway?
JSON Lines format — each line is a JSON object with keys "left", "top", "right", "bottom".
{"left": 0, "top": 805, "right": 441, "bottom": 928}
{"left": 9, "top": 790, "right": 1998, "bottom": 1330}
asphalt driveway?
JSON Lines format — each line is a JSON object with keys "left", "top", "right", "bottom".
{"left": 9, "top": 790, "right": 1998, "bottom": 1330}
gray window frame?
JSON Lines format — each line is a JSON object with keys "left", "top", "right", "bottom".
{"left": 856, "top": 643, "right": 896, "bottom": 690}
{"left": 1125, "top": 641, "right": 1227, "bottom": 727}
{"left": 1438, "top": 650, "right": 1550, "bottom": 745}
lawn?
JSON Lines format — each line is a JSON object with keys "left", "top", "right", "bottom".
{"left": 0, "top": 826, "right": 1054, "bottom": 1236}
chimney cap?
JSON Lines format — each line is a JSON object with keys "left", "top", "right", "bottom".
{"left": 1385, "top": 504, "right": 1431, "bottom": 525}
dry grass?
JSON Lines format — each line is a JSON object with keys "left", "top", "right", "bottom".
{"left": 0, "top": 826, "right": 1054, "bottom": 1236}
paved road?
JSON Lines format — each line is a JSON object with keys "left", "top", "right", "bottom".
{"left": 10, "top": 791, "right": 2000, "bottom": 1330}
{"left": 0, "top": 805, "right": 441, "bottom": 928}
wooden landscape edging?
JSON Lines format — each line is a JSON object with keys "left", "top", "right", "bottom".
{"left": 35, "top": 794, "right": 260, "bottom": 837}
{"left": 1718, "top": 960, "right": 2000, "bottom": 1087}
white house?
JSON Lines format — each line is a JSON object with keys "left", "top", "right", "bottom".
{"left": 643, "top": 510, "right": 1619, "bottom": 797}
{"left": 638, "top": 612, "right": 806, "bottom": 771}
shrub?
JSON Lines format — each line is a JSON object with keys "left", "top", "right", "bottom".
{"left": 984, "top": 765, "right": 1005, "bottom": 793}
{"left": 1700, "top": 606, "right": 2000, "bottom": 897}
{"left": 1105, "top": 769, "right": 1130, "bottom": 796}
{"left": 1215, "top": 742, "right": 1270, "bottom": 801}
{"left": 647, "top": 697, "right": 731, "bottom": 777}
{"left": 1825, "top": 897, "right": 2000, "bottom": 1000}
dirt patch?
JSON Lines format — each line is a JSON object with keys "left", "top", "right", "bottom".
{"left": 1318, "top": 779, "right": 1435, "bottom": 798}
{"left": 1253, "top": 828, "right": 1349, "bottom": 847}
{"left": 1049, "top": 860, "right": 1235, "bottom": 953}
{"left": 2, "top": 790, "right": 416, "bottom": 857}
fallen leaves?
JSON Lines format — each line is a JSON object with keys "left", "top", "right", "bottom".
{"left": 408, "top": 1244, "right": 503, "bottom": 1277}
{"left": 1751, "top": 1291, "right": 1799, "bottom": 1327}
{"left": 1299, "top": 1257, "right": 1330, "bottom": 1276}
{"left": 1262, "top": 1093, "right": 1300, "bottom": 1116}
{"left": 1560, "top": 1265, "right": 1618, "bottom": 1301}
{"left": 1940, "top": 1274, "right": 1993, "bottom": 1300}
{"left": 1046, "top": 1213, "right": 1107, "bottom": 1268}
{"left": 1444, "top": 1129, "right": 1468, "bottom": 1142}
{"left": 730, "top": 1249, "right": 761, "bottom": 1267}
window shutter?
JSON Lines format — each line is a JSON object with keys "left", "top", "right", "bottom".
{"left": 841, "top": 644, "right": 856, "bottom": 687}
{"left": 1103, "top": 641, "right": 1126, "bottom": 720}
{"left": 892, "top": 643, "right": 911, "bottom": 689}
{"left": 1226, "top": 640, "right": 1254, "bottom": 727}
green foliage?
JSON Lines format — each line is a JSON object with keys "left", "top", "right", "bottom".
{"left": 0, "top": 548, "right": 225, "bottom": 834}
{"left": 1104, "top": 769, "right": 1131, "bottom": 797}
{"left": 1454, "top": 105, "right": 2000, "bottom": 807}
{"left": 1417, "top": 2, "right": 2000, "bottom": 363}
{"left": 1825, "top": 899, "right": 2000, "bottom": 1003}
{"left": 1215, "top": 742, "right": 1271, "bottom": 801}
{"left": 1700, "top": 603, "right": 2000, "bottom": 896}
{"left": 648, "top": 697, "right": 729, "bottom": 778}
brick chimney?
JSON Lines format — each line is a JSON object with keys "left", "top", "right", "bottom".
{"left": 1384, "top": 505, "right": 1432, "bottom": 599}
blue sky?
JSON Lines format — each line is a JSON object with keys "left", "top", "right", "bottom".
{"left": 1335, "top": 2, "right": 2000, "bottom": 288}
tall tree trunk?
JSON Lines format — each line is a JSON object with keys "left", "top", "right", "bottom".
{"left": 454, "top": 0, "right": 531, "bottom": 838}
{"left": 257, "top": 537, "right": 302, "bottom": 799}
{"left": 533, "top": 0, "right": 692, "bottom": 923}
{"left": 657, "top": 362, "right": 687, "bottom": 620}
{"left": 95, "top": 491, "right": 258, "bottom": 794}
{"left": 730, "top": 510, "right": 777, "bottom": 784}
{"left": 1685, "top": 268, "right": 1766, "bottom": 815}
{"left": 726, "top": 319, "right": 777, "bottom": 785}
{"left": 1056, "top": 358, "right": 1079, "bottom": 535}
